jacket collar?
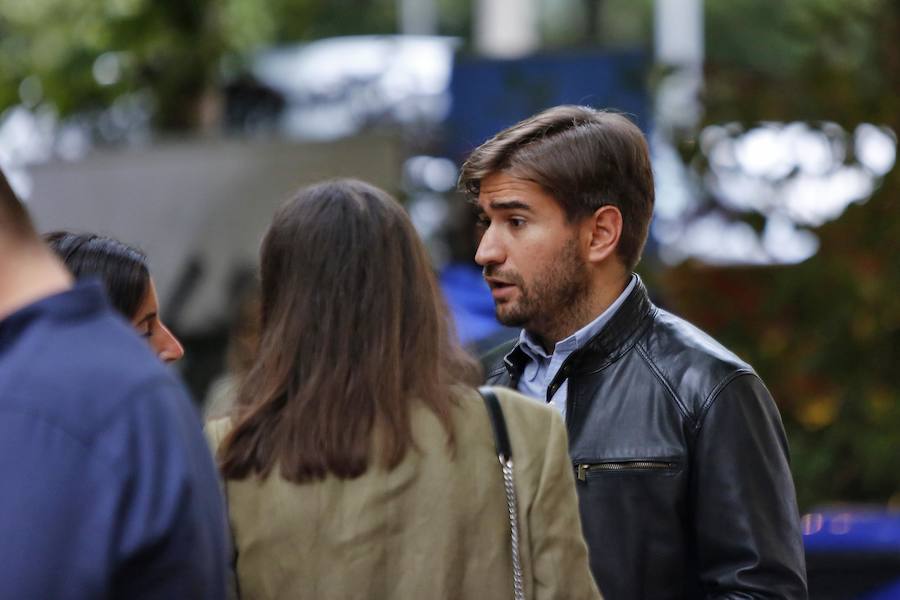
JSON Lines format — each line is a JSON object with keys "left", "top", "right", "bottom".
{"left": 502, "top": 274, "right": 655, "bottom": 379}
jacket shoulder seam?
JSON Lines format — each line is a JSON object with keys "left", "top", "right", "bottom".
{"left": 634, "top": 343, "right": 694, "bottom": 425}
{"left": 695, "top": 369, "right": 758, "bottom": 431}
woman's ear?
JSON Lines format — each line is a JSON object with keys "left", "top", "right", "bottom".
{"left": 584, "top": 205, "right": 622, "bottom": 264}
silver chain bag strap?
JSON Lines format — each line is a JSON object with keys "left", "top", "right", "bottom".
{"left": 478, "top": 386, "right": 526, "bottom": 600}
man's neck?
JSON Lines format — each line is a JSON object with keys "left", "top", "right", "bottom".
{"left": 0, "top": 242, "right": 73, "bottom": 321}
{"left": 529, "top": 271, "right": 631, "bottom": 353}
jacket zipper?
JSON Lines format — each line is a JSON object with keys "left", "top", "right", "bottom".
{"left": 576, "top": 460, "right": 677, "bottom": 481}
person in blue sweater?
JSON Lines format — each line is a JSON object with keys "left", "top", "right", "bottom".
{"left": 0, "top": 167, "right": 228, "bottom": 599}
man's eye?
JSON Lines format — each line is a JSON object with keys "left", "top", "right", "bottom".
{"left": 509, "top": 217, "right": 526, "bottom": 228}
{"left": 476, "top": 216, "right": 490, "bottom": 229}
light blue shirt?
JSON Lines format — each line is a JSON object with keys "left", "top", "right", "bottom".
{"left": 516, "top": 275, "right": 637, "bottom": 420}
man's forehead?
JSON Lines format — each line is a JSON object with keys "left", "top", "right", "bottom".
{"left": 476, "top": 172, "right": 555, "bottom": 210}
{"left": 479, "top": 171, "right": 540, "bottom": 195}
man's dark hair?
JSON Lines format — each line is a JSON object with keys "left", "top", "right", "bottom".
{"left": 459, "top": 105, "right": 655, "bottom": 271}
{"left": 0, "top": 167, "right": 36, "bottom": 238}
{"left": 44, "top": 231, "right": 150, "bottom": 319}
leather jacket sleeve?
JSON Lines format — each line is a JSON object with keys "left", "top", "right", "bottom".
{"left": 690, "top": 373, "right": 808, "bottom": 599}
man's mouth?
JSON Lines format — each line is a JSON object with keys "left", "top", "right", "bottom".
{"left": 485, "top": 277, "right": 517, "bottom": 300}
{"left": 485, "top": 276, "right": 512, "bottom": 289}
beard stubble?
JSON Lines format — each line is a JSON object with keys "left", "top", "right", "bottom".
{"left": 485, "top": 237, "right": 590, "bottom": 342}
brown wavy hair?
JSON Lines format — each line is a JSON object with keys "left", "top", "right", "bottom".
{"left": 218, "top": 179, "right": 480, "bottom": 483}
{"left": 459, "top": 105, "right": 655, "bottom": 271}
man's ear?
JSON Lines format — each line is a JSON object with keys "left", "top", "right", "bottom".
{"left": 585, "top": 205, "right": 622, "bottom": 264}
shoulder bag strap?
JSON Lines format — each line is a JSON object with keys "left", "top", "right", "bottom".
{"left": 478, "top": 386, "right": 526, "bottom": 600}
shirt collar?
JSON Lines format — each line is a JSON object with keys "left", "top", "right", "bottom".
{"left": 518, "top": 274, "right": 637, "bottom": 360}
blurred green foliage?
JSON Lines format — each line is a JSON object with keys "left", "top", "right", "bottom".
{"left": 0, "top": 0, "right": 224, "bottom": 128}
{"left": 0, "top": 0, "right": 478, "bottom": 129}
{"left": 0, "top": 0, "right": 410, "bottom": 129}
{"left": 659, "top": 0, "right": 900, "bottom": 509}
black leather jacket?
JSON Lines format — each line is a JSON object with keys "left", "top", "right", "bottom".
{"left": 483, "top": 277, "right": 808, "bottom": 599}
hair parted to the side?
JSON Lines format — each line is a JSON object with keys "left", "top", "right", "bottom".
{"left": 459, "top": 105, "right": 655, "bottom": 271}
{"left": 0, "top": 167, "right": 36, "bottom": 240}
{"left": 218, "top": 178, "right": 481, "bottom": 484}
{"left": 44, "top": 231, "right": 150, "bottom": 319}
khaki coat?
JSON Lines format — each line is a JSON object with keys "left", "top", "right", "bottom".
{"left": 206, "top": 386, "right": 602, "bottom": 600}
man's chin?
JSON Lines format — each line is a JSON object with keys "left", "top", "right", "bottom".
{"left": 494, "top": 306, "right": 529, "bottom": 328}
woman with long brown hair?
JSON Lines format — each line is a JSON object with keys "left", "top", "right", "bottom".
{"left": 206, "top": 179, "right": 600, "bottom": 599}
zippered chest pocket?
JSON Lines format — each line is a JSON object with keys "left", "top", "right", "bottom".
{"left": 575, "top": 458, "right": 681, "bottom": 482}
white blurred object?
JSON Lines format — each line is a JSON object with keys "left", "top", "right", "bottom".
{"left": 653, "top": 121, "right": 896, "bottom": 266}
{"left": 475, "top": 0, "right": 539, "bottom": 58}
{"left": 0, "top": 98, "right": 148, "bottom": 199}
{"left": 0, "top": 106, "right": 56, "bottom": 166}
{"left": 780, "top": 167, "right": 874, "bottom": 227}
{"left": 408, "top": 192, "right": 449, "bottom": 238}
{"left": 404, "top": 155, "right": 458, "bottom": 192}
{"left": 252, "top": 35, "right": 459, "bottom": 140}
{"left": 660, "top": 211, "right": 818, "bottom": 267}
{"left": 659, "top": 213, "right": 769, "bottom": 266}
{"left": 655, "top": 0, "right": 704, "bottom": 67}
{"left": 0, "top": 105, "right": 59, "bottom": 200}
{"left": 855, "top": 123, "right": 896, "bottom": 176}
{"left": 762, "top": 214, "right": 820, "bottom": 264}
{"left": 654, "top": 0, "right": 704, "bottom": 133}
{"left": 734, "top": 125, "right": 795, "bottom": 179}
{"left": 93, "top": 52, "right": 123, "bottom": 87}
{"left": 651, "top": 129, "right": 698, "bottom": 221}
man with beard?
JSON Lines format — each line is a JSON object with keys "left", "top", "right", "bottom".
{"left": 460, "top": 106, "right": 807, "bottom": 599}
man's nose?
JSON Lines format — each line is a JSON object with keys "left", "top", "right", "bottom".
{"left": 474, "top": 225, "right": 504, "bottom": 266}
{"left": 158, "top": 324, "right": 185, "bottom": 363}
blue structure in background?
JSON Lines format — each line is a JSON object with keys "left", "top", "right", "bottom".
{"left": 803, "top": 510, "right": 900, "bottom": 599}
{"left": 438, "top": 50, "right": 650, "bottom": 351}
{"left": 445, "top": 49, "right": 649, "bottom": 161}
{"left": 439, "top": 263, "right": 502, "bottom": 346}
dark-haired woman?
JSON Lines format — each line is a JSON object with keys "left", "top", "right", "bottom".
{"left": 206, "top": 179, "right": 601, "bottom": 599}
{"left": 45, "top": 231, "right": 184, "bottom": 363}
